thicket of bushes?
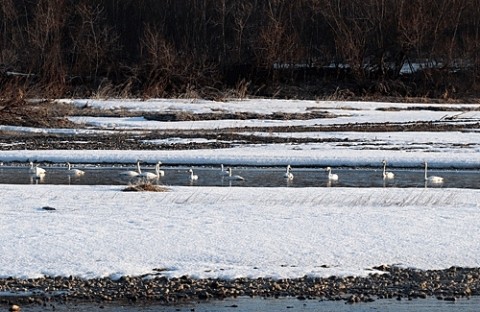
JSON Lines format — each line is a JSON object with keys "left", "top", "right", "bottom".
{"left": 1, "top": 0, "right": 479, "bottom": 100}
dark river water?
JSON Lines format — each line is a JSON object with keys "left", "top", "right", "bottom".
{"left": 11, "top": 296, "right": 480, "bottom": 312}
{"left": 1, "top": 165, "right": 479, "bottom": 188}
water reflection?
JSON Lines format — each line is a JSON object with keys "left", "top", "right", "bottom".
{"left": 0, "top": 165, "right": 478, "bottom": 189}
{"left": 29, "top": 174, "right": 45, "bottom": 184}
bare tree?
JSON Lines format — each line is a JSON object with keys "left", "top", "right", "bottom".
{"left": 315, "top": 0, "right": 374, "bottom": 80}
{"left": 139, "top": 24, "right": 178, "bottom": 97}
{"left": 253, "top": 0, "right": 305, "bottom": 77}
{"left": 25, "top": 0, "right": 68, "bottom": 96}
{"left": 69, "top": 1, "right": 120, "bottom": 83}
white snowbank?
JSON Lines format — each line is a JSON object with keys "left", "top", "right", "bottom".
{"left": 0, "top": 144, "right": 478, "bottom": 168}
{"left": 1, "top": 185, "right": 478, "bottom": 280}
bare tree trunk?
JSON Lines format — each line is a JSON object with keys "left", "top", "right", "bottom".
{"left": 316, "top": 0, "right": 373, "bottom": 81}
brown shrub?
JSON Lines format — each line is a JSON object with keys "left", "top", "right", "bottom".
{"left": 122, "top": 182, "right": 169, "bottom": 192}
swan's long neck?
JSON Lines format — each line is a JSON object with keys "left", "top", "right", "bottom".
{"left": 155, "top": 163, "right": 160, "bottom": 175}
{"left": 424, "top": 162, "right": 428, "bottom": 180}
{"left": 68, "top": 163, "right": 72, "bottom": 170}
{"left": 228, "top": 168, "right": 232, "bottom": 177}
{"left": 136, "top": 161, "right": 141, "bottom": 173}
{"left": 327, "top": 168, "right": 331, "bottom": 175}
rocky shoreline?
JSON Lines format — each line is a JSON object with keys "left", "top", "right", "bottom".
{"left": 1, "top": 265, "right": 478, "bottom": 308}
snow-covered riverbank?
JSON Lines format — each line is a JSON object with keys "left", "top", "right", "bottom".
{"left": 0, "top": 99, "right": 479, "bottom": 280}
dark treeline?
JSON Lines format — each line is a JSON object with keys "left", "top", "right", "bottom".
{"left": 1, "top": 0, "right": 480, "bottom": 100}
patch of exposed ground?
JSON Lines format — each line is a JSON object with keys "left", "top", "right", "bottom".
{"left": 0, "top": 99, "right": 77, "bottom": 128}
{"left": 0, "top": 131, "right": 350, "bottom": 150}
{"left": 143, "top": 111, "right": 336, "bottom": 121}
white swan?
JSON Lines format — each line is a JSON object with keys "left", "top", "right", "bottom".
{"left": 189, "top": 168, "right": 198, "bottom": 181}
{"left": 424, "top": 161, "right": 443, "bottom": 184}
{"left": 138, "top": 161, "right": 163, "bottom": 180}
{"left": 220, "top": 164, "right": 229, "bottom": 176}
{"left": 119, "top": 160, "right": 141, "bottom": 177}
{"left": 225, "top": 167, "right": 245, "bottom": 181}
{"left": 284, "top": 165, "right": 294, "bottom": 180}
{"left": 156, "top": 161, "right": 165, "bottom": 177}
{"left": 326, "top": 167, "right": 338, "bottom": 181}
{"left": 67, "top": 162, "right": 85, "bottom": 176}
{"left": 382, "top": 160, "right": 394, "bottom": 179}
{"left": 29, "top": 161, "right": 46, "bottom": 177}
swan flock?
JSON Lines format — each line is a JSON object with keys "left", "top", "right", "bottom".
{"left": 24, "top": 160, "right": 446, "bottom": 185}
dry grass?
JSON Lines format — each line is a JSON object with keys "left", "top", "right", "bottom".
{"left": 0, "top": 99, "right": 77, "bottom": 128}
{"left": 122, "top": 181, "right": 170, "bottom": 192}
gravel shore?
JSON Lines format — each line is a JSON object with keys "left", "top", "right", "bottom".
{"left": 1, "top": 265, "right": 479, "bottom": 308}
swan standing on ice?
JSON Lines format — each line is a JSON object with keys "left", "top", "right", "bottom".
{"left": 138, "top": 161, "right": 163, "bottom": 180}
{"left": 326, "top": 167, "right": 338, "bottom": 181}
{"left": 284, "top": 165, "right": 294, "bottom": 180}
{"left": 225, "top": 167, "right": 245, "bottom": 181}
{"left": 67, "top": 162, "right": 85, "bottom": 176}
{"left": 189, "top": 168, "right": 198, "bottom": 181}
{"left": 29, "top": 161, "right": 46, "bottom": 178}
{"left": 382, "top": 160, "right": 394, "bottom": 179}
{"left": 119, "top": 160, "right": 141, "bottom": 177}
{"left": 424, "top": 161, "right": 443, "bottom": 184}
